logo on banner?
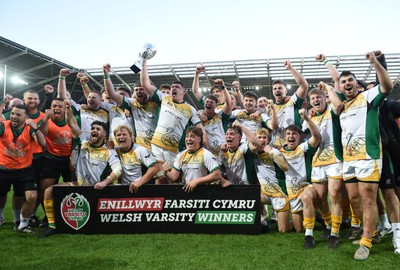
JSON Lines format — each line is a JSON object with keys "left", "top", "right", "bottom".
{"left": 61, "top": 193, "right": 90, "bottom": 230}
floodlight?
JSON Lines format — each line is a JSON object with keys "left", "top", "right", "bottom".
{"left": 11, "top": 76, "right": 28, "bottom": 85}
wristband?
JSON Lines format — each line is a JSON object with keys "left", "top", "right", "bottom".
{"left": 59, "top": 76, "right": 66, "bottom": 80}
{"left": 103, "top": 74, "right": 110, "bottom": 80}
{"left": 81, "top": 83, "right": 88, "bottom": 87}
{"left": 323, "top": 59, "right": 329, "bottom": 65}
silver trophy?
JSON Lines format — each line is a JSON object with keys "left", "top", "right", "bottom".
{"left": 130, "top": 43, "right": 157, "bottom": 73}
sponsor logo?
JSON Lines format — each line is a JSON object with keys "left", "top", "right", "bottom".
{"left": 61, "top": 193, "right": 90, "bottom": 230}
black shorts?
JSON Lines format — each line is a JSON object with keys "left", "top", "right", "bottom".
{"left": 0, "top": 167, "right": 38, "bottom": 196}
{"left": 39, "top": 157, "right": 72, "bottom": 182}
{"left": 32, "top": 155, "right": 44, "bottom": 182}
{"left": 379, "top": 152, "right": 396, "bottom": 190}
{"left": 395, "top": 176, "right": 400, "bottom": 187}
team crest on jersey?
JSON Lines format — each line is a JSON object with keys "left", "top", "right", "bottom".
{"left": 5, "top": 141, "right": 26, "bottom": 157}
{"left": 61, "top": 193, "right": 90, "bottom": 230}
{"left": 54, "top": 130, "right": 72, "bottom": 145}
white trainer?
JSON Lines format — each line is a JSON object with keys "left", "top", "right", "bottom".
{"left": 393, "top": 238, "right": 400, "bottom": 255}
{"left": 379, "top": 225, "right": 393, "bottom": 237}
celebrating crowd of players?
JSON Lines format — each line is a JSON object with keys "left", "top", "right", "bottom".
{"left": 0, "top": 50, "right": 399, "bottom": 261}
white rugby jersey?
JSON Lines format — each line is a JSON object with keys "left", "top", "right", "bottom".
{"left": 202, "top": 111, "right": 230, "bottom": 157}
{"left": 280, "top": 142, "right": 310, "bottom": 199}
{"left": 254, "top": 149, "right": 286, "bottom": 197}
{"left": 75, "top": 140, "right": 120, "bottom": 186}
{"left": 117, "top": 144, "right": 157, "bottom": 185}
{"left": 340, "top": 85, "right": 384, "bottom": 161}
{"left": 123, "top": 97, "right": 158, "bottom": 149}
{"left": 302, "top": 108, "right": 343, "bottom": 167}
{"left": 72, "top": 100, "right": 110, "bottom": 142}
{"left": 173, "top": 147, "right": 220, "bottom": 184}
{"left": 230, "top": 109, "right": 270, "bottom": 143}
{"left": 106, "top": 103, "right": 134, "bottom": 143}
{"left": 271, "top": 94, "right": 303, "bottom": 148}
{"left": 220, "top": 143, "right": 250, "bottom": 185}
{"left": 151, "top": 91, "right": 201, "bottom": 152}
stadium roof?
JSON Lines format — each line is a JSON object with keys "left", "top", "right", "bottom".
{"left": 1, "top": 36, "right": 400, "bottom": 109}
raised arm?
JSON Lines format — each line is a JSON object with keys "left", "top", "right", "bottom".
{"left": 366, "top": 51, "right": 393, "bottom": 95}
{"left": 284, "top": 60, "right": 308, "bottom": 99}
{"left": 221, "top": 88, "right": 233, "bottom": 116}
{"left": 318, "top": 81, "right": 343, "bottom": 115}
{"left": 195, "top": 122, "right": 209, "bottom": 150}
{"left": 57, "top": 69, "right": 71, "bottom": 99}
{"left": 233, "top": 120, "right": 261, "bottom": 148}
{"left": 232, "top": 80, "right": 244, "bottom": 108}
{"left": 39, "top": 85, "right": 54, "bottom": 112}
{"left": 0, "top": 94, "right": 13, "bottom": 120}
{"left": 64, "top": 100, "right": 81, "bottom": 138}
{"left": 76, "top": 72, "right": 91, "bottom": 100}
{"left": 192, "top": 65, "right": 205, "bottom": 101}
{"left": 316, "top": 54, "right": 340, "bottom": 90}
{"left": 264, "top": 144, "right": 289, "bottom": 171}
{"left": 38, "top": 109, "right": 52, "bottom": 136}
{"left": 140, "top": 59, "right": 157, "bottom": 97}
{"left": 214, "top": 80, "right": 233, "bottom": 116}
{"left": 375, "top": 50, "right": 387, "bottom": 85}
{"left": 299, "top": 108, "right": 321, "bottom": 148}
{"left": 103, "top": 63, "right": 123, "bottom": 106}
{"left": 266, "top": 99, "right": 278, "bottom": 130}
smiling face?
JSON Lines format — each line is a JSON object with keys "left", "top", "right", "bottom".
{"left": 87, "top": 92, "right": 102, "bottom": 110}
{"left": 133, "top": 86, "right": 149, "bottom": 104}
{"left": 285, "top": 127, "right": 302, "bottom": 150}
{"left": 115, "top": 127, "right": 133, "bottom": 151}
{"left": 23, "top": 92, "right": 40, "bottom": 111}
{"left": 255, "top": 129, "right": 270, "bottom": 148}
{"left": 51, "top": 100, "right": 65, "bottom": 122}
{"left": 204, "top": 97, "right": 217, "bottom": 116}
{"left": 309, "top": 92, "right": 326, "bottom": 113}
{"left": 272, "top": 83, "right": 287, "bottom": 103}
{"left": 211, "top": 87, "right": 223, "bottom": 103}
{"left": 257, "top": 97, "right": 268, "bottom": 109}
{"left": 89, "top": 124, "right": 107, "bottom": 146}
{"left": 340, "top": 74, "right": 358, "bottom": 100}
{"left": 185, "top": 131, "right": 202, "bottom": 152}
{"left": 10, "top": 107, "right": 27, "bottom": 129}
{"left": 225, "top": 127, "right": 242, "bottom": 151}
{"left": 243, "top": 96, "right": 257, "bottom": 113}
